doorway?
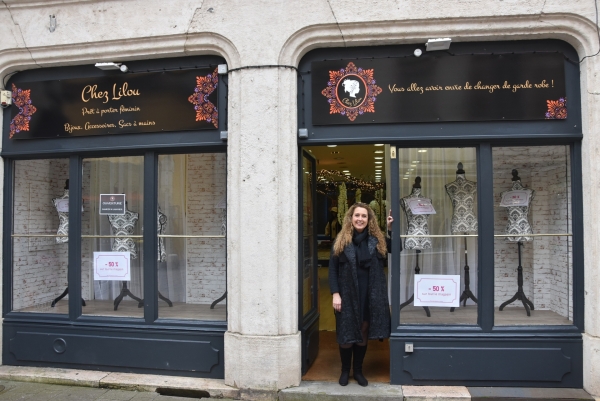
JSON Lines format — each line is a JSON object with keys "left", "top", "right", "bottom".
{"left": 300, "top": 144, "right": 391, "bottom": 383}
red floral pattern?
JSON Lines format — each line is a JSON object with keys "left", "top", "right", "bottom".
{"left": 545, "top": 97, "right": 567, "bottom": 120}
{"left": 321, "top": 62, "right": 382, "bottom": 122}
{"left": 188, "top": 68, "right": 218, "bottom": 128}
{"left": 10, "top": 83, "right": 37, "bottom": 139}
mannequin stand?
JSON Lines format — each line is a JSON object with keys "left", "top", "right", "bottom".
{"left": 113, "top": 281, "right": 143, "bottom": 311}
{"left": 211, "top": 291, "right": 227, "bottom": 309}
{"left": 451, "top": 236, "right": 478, "bottom": 312}
{"left": 51, "top": 287, "right": 86, "bottom": 307}
{"left": 499, "top": 241, "right": 534, "bottom": 316}
{"left": 399, "top": 250, "right": 431, "bottom": 317}
{"left": 135, "top": 292, "right": 174, "bottom": 308}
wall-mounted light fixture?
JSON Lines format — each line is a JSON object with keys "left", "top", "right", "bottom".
{"left": 95, "top": 62, "right": 128, "bottom": 73}
{"left": 426, "top": 38, "right": 452, "bottom": 51}
{"left": 49, "top": 15, "right": 57, "bottom": 32}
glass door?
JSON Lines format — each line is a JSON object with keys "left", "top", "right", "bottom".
{"left": 300, "top": 150, "right": 319, "bottom": 374}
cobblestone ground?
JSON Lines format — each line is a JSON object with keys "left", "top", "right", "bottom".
{"left": 0, "top": 380, "right": 232, "bottom": 400}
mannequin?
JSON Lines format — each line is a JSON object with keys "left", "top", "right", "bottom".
{"left": 52, "top": 179, "right": 70, "bottom": 244}
{"left": 156, "top": 206, "right": 172, "bottom": 307}
{"left": 108, "top": 202, "right": 142, "bottom": 310}
{"left": 399, "top": 177, "right": 432, "bottom": 317}
{"left": 499, "top": 169, "right": 535, "bottom": 316}
{"left": 445, "top": 163, "right": 478, "bottom": 311}
{"left": 51, "top": 179, "right": 86, "bottom": 308}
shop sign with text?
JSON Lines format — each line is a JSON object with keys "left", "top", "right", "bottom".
{"left": 413, "top": 274, "right": 460, "bottom": 307}
{"left": 312, "top": 53, "right": 566, "bottom": 125}
{"left": 9, "top": 68, "right": 219, "bottom": 139}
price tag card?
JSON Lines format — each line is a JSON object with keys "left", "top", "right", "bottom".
{"left": 499, "top": 190, "right": 531, "bottom": 207}
{"left": 414, "top": 274, "right": 460, "bottom": 307}
{"left": 407, "top": 198, "right": 437, "bottom": 215}
{"left": 94, "top": 252, "right": 131, "bottom": 281}
{"left": 54, "top": 198, "right": 69, "bottom": 213}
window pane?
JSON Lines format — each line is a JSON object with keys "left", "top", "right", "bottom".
{"left": 302, "top": 154, "right": 315, "bottom": 317}
{"left": 157, "top": 153, "right": 226, "bottom": 321}
{"left": 493, "top": 146, "right": 572, "bottom": 325}
{"left": 398, "top": 148, "right": 478, "bottom": 325}
{"left": 12, "top": 159, "right": 69, "bottom": 313}
{"left": 81, "top": 156, "right": 144, "bottom": 318}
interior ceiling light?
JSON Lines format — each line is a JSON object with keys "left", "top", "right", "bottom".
{"left": 374, "top": 150, "right": 384, "bottom": 154}
{"left": 327, "top": 145, "right": 338, "bottom": 148}
{"left": 343, "top": 170, "right": 350, "bottom": 173}
{"left": 411, "top": 164, "right": 416, "bottom": 167}
{"left": 374, "top": 144, "right": 384, "bottom": 146}
{"left": 403, "top": 177, "right": 409, "bottom": 180}
{"left": 375, "top": 161, "right": 383, "bottom": 164}
{"left": 418, "top": 149, "right": 428, "bottom": 153}
{"left": 426, "top": 38, "right": 452, "bottom": 51}
{"left": 374, "top": 157, "right": 384, "bottom": 160}
{"left": 413, "top": 160, "right": 420, "bottom": 163}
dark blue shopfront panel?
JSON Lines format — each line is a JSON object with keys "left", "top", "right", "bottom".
{"left": 391, "top": 336, "right": 582, "bottom": 387}
{"left": 4, "top": 322, "right": 225, "bottom": 378}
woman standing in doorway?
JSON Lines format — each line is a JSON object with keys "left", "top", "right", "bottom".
{"left": 329, "top": 203, "right": 394, "bottom": 387}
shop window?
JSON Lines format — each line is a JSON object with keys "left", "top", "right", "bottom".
{"left": 156, "top": 153, "right": 226, "bottom": 321}
{"left": 12, "top": 159, "right": 70, "bottom": 313}
{"left": 81, "top": 156, "right": 144, "bottom": 318}
{"left": 493, "top": 146, "right": 573, "bottom": 325}
{"left": 398, "top": 147, "right": 478, "bottom": 325}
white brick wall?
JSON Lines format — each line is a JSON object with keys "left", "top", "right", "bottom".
{"left": 186, "top": 153, "right": 227, "bottom": 304}
{"left": 12, "top": 159, "right": 69, "bottom": 311}
{"left": 493, "top": 146, "right": 573, "bottom": 320}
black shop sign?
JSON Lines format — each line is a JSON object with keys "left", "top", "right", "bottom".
{"left": 312, "top": 53, "right": 566, "bottom": 125}
{"left": 9, "top": 68, "right": 219, "bottom": 139}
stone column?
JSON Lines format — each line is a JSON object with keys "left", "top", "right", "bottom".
{"left": 224, "top": 66, "right": 301, "bottom": 391}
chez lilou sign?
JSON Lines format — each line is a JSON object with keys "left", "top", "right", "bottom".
{"left": 312, "top": 53, "right": 567, "bottom": 125}
{"left": 9, "top": 68, "right": 219, "bottom": 139}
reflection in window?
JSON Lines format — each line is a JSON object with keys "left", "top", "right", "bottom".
{"left": 12, "top": 159, "right": 70, "bottom": 313}
{"left": 494, "top": 146, "right": 572, "bottom": 325}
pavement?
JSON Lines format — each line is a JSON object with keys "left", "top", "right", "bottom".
{"left": 0, "top": 365, "right": 595, "bottom": 401}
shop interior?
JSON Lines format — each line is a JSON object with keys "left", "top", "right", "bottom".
{"left": 301, "top": 144, "right": 574, "bottom": 383}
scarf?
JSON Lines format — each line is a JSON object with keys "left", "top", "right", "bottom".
{"left": 352, "top": 229, "right": 371, "bottom": 269}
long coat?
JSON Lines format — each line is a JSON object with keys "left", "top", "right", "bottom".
{"left": 329, "top": 235, "right": 391, "bottom": 345}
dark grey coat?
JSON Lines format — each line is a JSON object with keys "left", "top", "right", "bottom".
{"left": 329, "top": 235, "right": 391, "bottom": 345}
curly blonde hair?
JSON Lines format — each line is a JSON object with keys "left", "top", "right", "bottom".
{"left": 332, "top": 202, "right": 387, "bottom": 257}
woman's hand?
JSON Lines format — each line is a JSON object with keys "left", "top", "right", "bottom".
{"left": 332, "top": 293, "right": 342, "bottom": 312}
{"left": 387, "top": 209, "right": 394, "bottom": 231}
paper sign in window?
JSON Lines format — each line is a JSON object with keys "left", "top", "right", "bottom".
{"left": 413, "top": 274, "right": 460, "bottom": 307}
{"left": 499, "top": 190, "right": 531, "bottom": 207}
{"left": 407, "top": 198, "right": 437, "bottom": 215}
{"left": 94, "top": 252, "right": 131, "bottom": 281}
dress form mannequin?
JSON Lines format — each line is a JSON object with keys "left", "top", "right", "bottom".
{"left": 108, "top": 203, "right": 143, "bottom": 310}
{"left": 499, "top": 169, "right": 535, "bottom": 316}
{"left": 156, "top": 206, "right": 172, "bottom": 307}
{"left": 51, "top": 180, "right": 86, "bottom": 308}
{"left": 53, "top": 180, "right": 69, "bottom": 244}
{"left": 445, "top": 163, "right": 478, "bottom": 311}
{"left": 399, "top": 177, "right": 432, "bottom": 317}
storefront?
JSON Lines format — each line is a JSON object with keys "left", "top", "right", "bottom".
{"left": 298, "top": 39, "right": 584, "bottom": 387}
{"left": 1, "top": 55, "right": 229, "bottom": 377}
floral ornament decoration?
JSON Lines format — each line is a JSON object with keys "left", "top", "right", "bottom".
{"left": 10, "top": 83, "right": 37, "bottom": 139}
{"left": 188, "top": 68, "right": 219, "bottom": 128}
{"left": 321, "top": 62, "right": 383, "bottom": 122}
{"left": 545, "top": 97, "right": 567, "bottom": 120}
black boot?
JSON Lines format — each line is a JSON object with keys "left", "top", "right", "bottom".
{"left": 339, "top": 346, "right": 352, "bottom": 386}
{"left": 353, "top": 344, "right": 368, "bottom": 387}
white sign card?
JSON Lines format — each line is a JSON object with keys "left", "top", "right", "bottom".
{"left": 94, "top": 252, "right": 131, "bottom": 281}
{"left": 413, "top": 274, "right": 460, "bottom": 307}
{"left": 499, "top": 190, "right": 531, "bottom": 207}
{"left": 407, "top": 198, "right": 437, "bottom": 215}
{"left": 53, "top": 199, "right": 84, "bottom": 213}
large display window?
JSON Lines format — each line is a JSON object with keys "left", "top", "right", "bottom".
{"left": 11, "top": 159, "right": 70, "bottom": 314}
{"left": 398, "top": 147, "right": 478, "bottom": 325}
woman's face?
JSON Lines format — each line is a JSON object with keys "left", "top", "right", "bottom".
{"left": 352, "top": 207, "right": 369, "bottom": 233}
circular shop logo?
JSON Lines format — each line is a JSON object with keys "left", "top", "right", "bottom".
{"left": 335, "top": 75, "right": 367, "bottom": 109}
{"left": 110, "top": 196, "right": 116, "bottom": 201}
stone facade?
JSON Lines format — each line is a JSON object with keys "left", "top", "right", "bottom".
{"left": 0, "top": 0, "right": 599, "bottom": 395}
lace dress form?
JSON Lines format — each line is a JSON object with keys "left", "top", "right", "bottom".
{"left": 53, "top": 189, "right": 69, "bottom": 244}
{"left": 401, "top": 184, "right": 433, "bottom": 250}
{"left": 157, "top": 206, "right": 167, "bottom": 262}
{"left": 108, "top": 208, "right": 139, "bottom": 258}
{"left": 445, "top": 169, "right": 478, "bottom": 234}
{"left": 501, "top": 178, "right": 535, "bottom": 242}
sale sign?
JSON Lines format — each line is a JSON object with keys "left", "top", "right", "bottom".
{"left": 94, "top": 252, "right": 131, "bottom": 281}
{"left": 413, "top": 274, "right": 460, "bottom": 307}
